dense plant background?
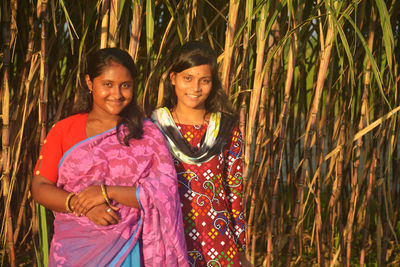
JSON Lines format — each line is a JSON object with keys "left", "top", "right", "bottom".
{"left": 1, "top": 0, "right": 399, "bottom": 266}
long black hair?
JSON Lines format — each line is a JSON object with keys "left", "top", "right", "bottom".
{"left": 73, "top": 48, "right": 144, "bottom": 145}
{"left": 161, "top": 41, "right": 235, "bottom": 116}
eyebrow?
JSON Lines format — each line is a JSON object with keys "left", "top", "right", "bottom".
{"left": 101, "top": 79, "right": 134, "bottom": 83}
{"left": 182, "top": 72, "right": 211, "bottom": 78}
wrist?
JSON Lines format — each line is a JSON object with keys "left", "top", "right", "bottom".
{"left": 101, "top": 185, "right": 119, "bottom": 211}
{"left": 69, "top": 195, "right": 78, "bottom": 211}
{"left": 65, "top": 192, "right": 75, "bottom": 213}
{"left": 106, "top": 186, "right": 114, "bottom": 200}
{"left": 101, "top": 184, "right": 112, "bottom": 205}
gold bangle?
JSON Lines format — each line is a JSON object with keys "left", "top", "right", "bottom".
{"left": 101, "top": 184, "right": 112, "bottom": 206}
{"left": 65, "top": 193, "right": 75, "bottom": 213}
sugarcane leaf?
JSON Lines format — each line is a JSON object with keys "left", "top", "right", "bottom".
{"left": 146, "top": 0, "right": 155, "bottom": 59}
{"left": 342, "top": 12, "right": 391, "bottom": 109}
{"left": 375, "top": 0, "right": 394, "bottom": 71}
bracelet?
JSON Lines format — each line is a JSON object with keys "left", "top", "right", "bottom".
{"left": 101, "top": 184, "right": 112, "bottom": 206}
{"left": 65, "top": 193, "right": 75, "bottom": 213}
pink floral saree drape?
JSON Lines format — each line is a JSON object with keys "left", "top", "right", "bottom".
{"left": 49, "top": 120, "right": 188, "bottom": 267}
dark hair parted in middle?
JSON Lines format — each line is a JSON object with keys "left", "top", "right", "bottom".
{"left": 73, "top": 48, "right": 144, "bottom": 145}
{"left": 161, "top": 41, "right": 235, "bottom": 115}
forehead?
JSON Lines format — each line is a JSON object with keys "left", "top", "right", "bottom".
{"left": 179, "top": 64, "right": 212, "bottom": 77}
{"left": 98, "top": 63, "right": 133, "bottom": 79}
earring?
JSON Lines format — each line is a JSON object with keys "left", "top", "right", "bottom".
{"left": 89, "top": 90, "right": 92, "bottom": 94}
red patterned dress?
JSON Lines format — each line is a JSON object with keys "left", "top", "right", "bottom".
{"left": 174, "top": 123, "right": 245, "bottom": 267}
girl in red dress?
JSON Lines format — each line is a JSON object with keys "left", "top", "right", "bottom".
{"left": 32, "top": 48, "right": 187, "bottom": 266}
{"left": 152, "top": 41, "right": 251, "bottom": 267}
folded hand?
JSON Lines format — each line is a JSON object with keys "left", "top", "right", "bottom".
{"left": 86, "top": 203, "right": 120, "bottom": 226}
{"left": 73, "top": 185, "right": 108, "bottom": 216}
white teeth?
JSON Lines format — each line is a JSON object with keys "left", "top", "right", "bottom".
{"left": 187, "top": 94, "right": 200, "bottom": 98}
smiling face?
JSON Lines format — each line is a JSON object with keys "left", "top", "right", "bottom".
{"left": 170, "top": 64, "right": 212, "bottom": 112}
{"left": 86, "top": 62, "right": 134, "bottom": 118}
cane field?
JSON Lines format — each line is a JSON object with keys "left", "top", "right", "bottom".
{"left": 1, "top": 0, "right": 400, "bottom": 266}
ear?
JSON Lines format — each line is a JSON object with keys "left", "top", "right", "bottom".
{"left": 85, "top": 74, "right": 93, "bottom": 92}
{"left": 169, "top": 72, "right": 176, "bottom": 86}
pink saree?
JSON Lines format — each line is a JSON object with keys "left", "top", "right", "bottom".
{"left": 49, "top": 120, "right": 188, "bottom": 266}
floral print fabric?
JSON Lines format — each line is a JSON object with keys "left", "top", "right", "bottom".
{"left": 175, "top": 123, "right": 245, "bottom": 267}
{"left": 48, "top": 118, "right": 188, "bottom": 266}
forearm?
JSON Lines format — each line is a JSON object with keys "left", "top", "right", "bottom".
{"left": 106, "top": 185, "right": 140, "bottom": 209}
{"left": 31, "top": 175, "right": 73, "bottom": 213}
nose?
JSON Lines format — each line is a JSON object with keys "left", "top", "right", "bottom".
{"left": 193, "top": 80, "right": 201, "bottom": 92}
{"left": 111, "top": 85, "right": 123, "bottom": 99}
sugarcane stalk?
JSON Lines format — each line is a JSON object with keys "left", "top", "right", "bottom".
{"left": 245, "top": 4, "right": 272, "bottom": 263}
{"left": 344, "top": 5, "right": 376, "bottom": 265}
{"left": 10, "top": 0, "right": 17, "bottom": 49}
{"left": 344, "top": 131, "right": 361, "bottom": 266}
{"left": 11, "top": 4, "right": 36, "bottom": 243}
{"left": 1, "top": 0, "right": 16, "bottom": 265}
{"left": 108, "top": 0, "right": 122, "bottom": 47}
{"left": 36, "top": 0, "right": 50, "bottom": 265}
{"left": 267, "top": 31, "right": 297, "bottom": 267}
{"left": 15, "top": 7, "right": 35, "bottom": 112}
{"left": 258, "top": 18, "right": 280, "bottom": 199}
{"left": 239, "top": 96, "right": 247, "bottom": 165}
{"left": 247, "top": 86, "right": 267, "bottom": 264}
{"left": 313, "top": 54, "right": 335, "bottom": 267}
{"left": 245, "top": 80, "right": 268, "bottom": 221}
{"left": 145, "top": 0, "right": 154, "bottom": 62}
{"left": 251, "top": 23, "right": 281, "bottom": 262}
{"left": 246, "top": 43, "right": 270, "bottom": 259}
{"left": 144, "top": 17, "right": 174, "bottom": 111}
{"left": 221, "top": 0, "right": 239, "bottom": 95}
{"left": 286, "top": 1, "right": 337, "bottom": 265}
{"left": 275, "top": 0, "right": 301, "bottom": 259}
{"left": 359, "top": 147, "right": 375, "bottom": 266}
{"left": 263, "top": 23, "right": 281, "bottom": 265}
{"left": 128, "top": 0, "right": 143, "bottom": 62}
{"left": 183, "top": 0, "right": 193, "bottom": 41}
{"left": 314, "top": 131, "right": 324, "bottom": 266}
{"left": 244, "top": 0, "right": 267, "bottom": 182}
{"left": 100, "top": 0, "right": 110, "bottom": 48}
{"left": 12, "top": 54, "right": 39, "bottom": 246}
{"left": 13, "top": 158, "right": 31, "bottom": 245}
{"left": 380, "top": 121, "right": 399, "bottom": 253}
{"left": 239, "top": 0, "right": 252, "bottom": 93}
{"left": 239, "top": 0, "right": 252, "bottom": 182}
{"left": 375, "top": 138, "right": 384, "bottom": 267}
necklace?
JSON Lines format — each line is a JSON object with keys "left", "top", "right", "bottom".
{"left": 173, "top": 109, "right": 206, "bottom": 127}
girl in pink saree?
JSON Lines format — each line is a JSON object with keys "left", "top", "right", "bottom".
{"left": 32, "top": 48, "right": 188, "bottom": 266}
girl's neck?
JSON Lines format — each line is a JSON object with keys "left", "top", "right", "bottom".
{"left": 172, "top": 105, "right": 208, "bottom": 125}
{"left": 86, "top": 110, "right": 121, "bottom": 136}
{"left": 88, "top": 107, "right": 121, "bottom": 124}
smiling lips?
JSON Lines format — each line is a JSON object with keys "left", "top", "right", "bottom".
{"left": 186, "top": 94, "right": 201, "bottom": 99}
{"left": 107, "top": 98, "right": 125, "bottom": 103}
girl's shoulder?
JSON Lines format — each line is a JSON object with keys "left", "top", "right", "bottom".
{"left": 142, "top": 118, "right": 165, "bottom": 138}
{"left": 45, "top": 113, "right": 88, "bottom": 146}
{"left": 134, "top": 119, "right": 171, "bottom": 150}
{"left": 52, "top": 113, "right": 88, "bottom": 131}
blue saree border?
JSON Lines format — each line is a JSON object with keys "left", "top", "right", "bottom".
{"left": 109, "top": 219, "right": 141, "bottom": 267}
{"left": 109, "top": 186, "right": 143, "bottom": 267}
{"left": 58, "top": 126, "right": 117, "bottom": 171}
{"left": 58, "top": 119, "right": 152, "bottom": 171}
